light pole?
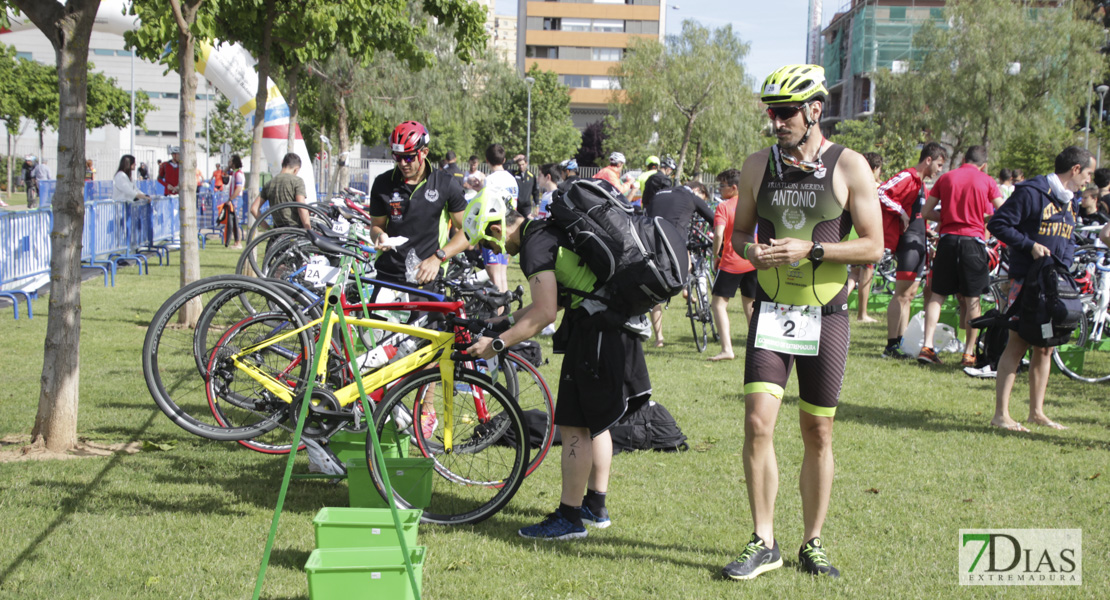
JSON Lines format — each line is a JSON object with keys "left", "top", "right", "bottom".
{"left": 525, "top": 76, "right": 535, "bottom": 165}
{"left": 1098, "top": 84, "right": 1109, "bottom": 166}
{"left": 130, "top": 49, "right": 135, "bottom": 155}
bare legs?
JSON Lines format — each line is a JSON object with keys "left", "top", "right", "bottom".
{"left": 886, "top": 279, "right": 920, "bottom": 340}
{"left": 744, "top": 393, "right": 834, "bottom": 544}
{"left": 650, "top": 303, "right": 665, "bottom": 347}
{"left": 560, "top": 426, "right": 613, "bottom": 505}
{"left": 993, "top": 330, "right": 1064, "bottom": 431}
{"left": 710, "top": 295, "right": 753, "bottom": 361}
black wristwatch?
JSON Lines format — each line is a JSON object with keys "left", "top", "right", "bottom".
{"left": 490, "top": 337, "right": 507, "bottom": 353}
{"left": 434, "top": 249, "right": 447, "bottom": 262}
{"left": 809, "top": 242, "right": 825, "bottom": 262}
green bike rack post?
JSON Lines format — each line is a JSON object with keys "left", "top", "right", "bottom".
{"left": 252, "top": 274, "right": 421, "bottom": 600}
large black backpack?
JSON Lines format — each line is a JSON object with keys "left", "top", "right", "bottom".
{"left": 970, "top": 308, "right": 1010, "bottom": 369}
{"left": 549, "top": 179, "right": 689, "bottom": 316}
{"left": 1012, "top": 255, "right": 1083, "bottom": 347}
{"left": 610, "top": 400, "right": 689, "bottom": 455}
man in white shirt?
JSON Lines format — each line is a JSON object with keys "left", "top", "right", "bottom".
{"left": 483, "top": 143, "right": 519, "bottom": 293}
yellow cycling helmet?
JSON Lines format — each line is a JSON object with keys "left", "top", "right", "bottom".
{"left": 462, "top": 186, "right": 514, "bottom": 248}
{"left": 646, "top": 155, "right": 660, "bottom": 168}
{"left": 760, "top": 64, "right": 828, "bottom": 105}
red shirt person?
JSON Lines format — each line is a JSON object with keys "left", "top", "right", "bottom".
{"left": 916, "top": 145, "right": 1004, "bottom": 367}
{"left": 876, "top": 142, "right": 948, "bottom": 359}
{"left": 158, "top": 147, "right": 181, "bottom": 194}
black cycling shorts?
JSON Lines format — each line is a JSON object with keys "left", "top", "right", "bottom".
{"left": 894, "top": 229, "right": 928, "bottom": 282}
{"left": 742, "top": 290, "right": 850, "bottom": 417}
{"left": 713, "top": 269, "right": 758, "bottom": 299}
{"left": 930, "top": 234, "right": 990, "bottom": 297}
{"left": 554, "top": 311, "right": 652, "bottom": 437}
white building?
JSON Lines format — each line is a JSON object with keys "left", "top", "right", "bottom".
{"left": 0, "top": 28, "right": 227, "bottom": 180}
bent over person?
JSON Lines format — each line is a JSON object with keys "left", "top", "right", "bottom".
{"left": 726, "top": 64, "right": 882, "bottom": 580}
{"left": 463, "top": 188, "right": 651, "bottom": 541}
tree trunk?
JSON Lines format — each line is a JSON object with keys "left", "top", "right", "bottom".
{"left": 675, "top": 111, "right": 698, "bottom": 180}
{"left": 248, "top": 0, "right": 276, "bottom": 209}
{"left": 19, "top": 0, "right": 100, "bottom": 453}
{"left": 175, "top": 0, "right": 204, "bottom": 326}
{"left": 285, "top": 65, "right": 298, "bottom": 154}
{"left": 332, "top": 95, "right": 350, "bottom": 196}
{"left": 5, "top": 132, "right": 11, "bottom": 202}
{"left": 692, "top": 139, "right": 703, "bottom": 180}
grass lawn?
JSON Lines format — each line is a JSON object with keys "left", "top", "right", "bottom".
{"left": 0, "top": 245, "right": 1107, "bottom": 599}
{"left": 1, "top": 190, "right": 30, "bottom": 209}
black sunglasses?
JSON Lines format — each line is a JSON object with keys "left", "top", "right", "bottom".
{"left": 765, "top": 103, "right": 809, "bottom": 121}
{"left": 393, "top": 153, "right": 419, "bottom": 164}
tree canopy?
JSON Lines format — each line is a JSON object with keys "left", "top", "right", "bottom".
{"left": 871, "top": 0, "right": 1103, "bottom": 174}
{"left": 606, "top": 20, "right": 764, "bottom": 178}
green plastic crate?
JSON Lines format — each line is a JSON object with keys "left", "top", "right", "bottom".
{"left": 1053, "top": 345, "right": 1085, "bottom": 375}
{"left": 329, "top": 425, "right": 408, "bottom": 467}
{"left": 313, "top": 507, "right": 422, "bottom": 550}
{"left": 305, "top": 546, "right": 425, "bottom": 600}
{"left": 346, "top": 457, "right": 435, "bottom": 510}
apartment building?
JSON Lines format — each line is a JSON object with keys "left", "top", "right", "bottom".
{"left": 516, "top": 0, "right": 666, "bottom": 129}
{"left": 475, "top": 0, "right": 519, "bottom": 65}
{"left": 819, "top": 0, "right": 946, "bottom": 128}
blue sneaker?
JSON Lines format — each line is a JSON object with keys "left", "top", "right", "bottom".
{"left": 580, "top": 505, "right": 611, "bottom": 529}
{"left": 518, "top": 509, "right": 588, "bottom": 541}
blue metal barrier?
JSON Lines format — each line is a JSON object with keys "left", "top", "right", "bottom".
{"left": 37, "top": 180, "right": 56, "bottom": 208}
{"left": 83, "top": 180, "right": 114, "bottom": 202}
{"left": 198, "top": 189, "right": 247, "bottom": 247}
{"left": 0, "top": 210, "right": 52, "bottom": 318}
{"left": 0, "top": 196, "right": 183, "bottom": 317}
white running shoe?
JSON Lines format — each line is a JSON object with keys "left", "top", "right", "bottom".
{"left": 963, "top": 365, "right": 996, "bottom": 379}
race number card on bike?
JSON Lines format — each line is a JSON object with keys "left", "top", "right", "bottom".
{"left": 754, "top": 303, "right": 821, "bottom": 356}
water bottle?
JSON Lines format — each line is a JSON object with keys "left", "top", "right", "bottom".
{"left": 405, "top": 249, "right": 422, "bottom": 283}
{"left": 394, "top": 338, "right": 420, "bottom": 359}
{"left": 355, "top": 344, "right": 397, "bottom": 371}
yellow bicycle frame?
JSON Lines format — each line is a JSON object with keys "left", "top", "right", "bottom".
{"left": 227, "top": 301, "right": 463, "bottom": 451}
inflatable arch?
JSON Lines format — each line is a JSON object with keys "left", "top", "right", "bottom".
{"left": 1, "top": 0, "right": 317, "bottom": 195}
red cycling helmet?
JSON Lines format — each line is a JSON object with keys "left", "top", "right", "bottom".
{"left": 1074, "top": 269, "right": 1094, "bottom": 295}
{"left": 389, "top": 121, "right": 430, "bottom": 154}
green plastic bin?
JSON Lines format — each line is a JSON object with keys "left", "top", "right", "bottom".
{"left": 305, "top": 546, "right": 425, "bottom": 600}
{"left": 346, "top": 457, "right": 435, "bottom": 510}
{"left": 313, "top": 507, "right": 422, "bottom": 550}
{"left": 1053, "top": 344, "right": 1085, "bottom": 375}
{"left": 329, "top": 425, "right": 408, "bottom": 467}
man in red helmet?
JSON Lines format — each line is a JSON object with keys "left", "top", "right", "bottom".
{"left": 369, "top": 121, "right": 471, "bottom": 285}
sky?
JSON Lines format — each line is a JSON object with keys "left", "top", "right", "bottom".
{"left": 496, "top": 0, "right": 818, "bottom": 90}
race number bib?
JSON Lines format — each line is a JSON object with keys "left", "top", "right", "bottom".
{"left": 754, "top": 302, "right": 821, "bottom": 356}
{"left": 332, "top": 217, "right": 350, "bottom": 236}
{"left": 304, "top": 255, "right": 340, "bottom": 287}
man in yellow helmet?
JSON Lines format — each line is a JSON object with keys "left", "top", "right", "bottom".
{"left": 723, "top": 64, "right": 882, "bottom": 580}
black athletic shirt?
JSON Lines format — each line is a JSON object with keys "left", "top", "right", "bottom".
{"left": 641, "top": 171, "right": 673, "bottom": 212}
{"left": 369, "top": 167, "right": 467, "bottom": 278}
{"left": 518, "top": 220, "right": 598, "bottom": 310}
{"left": 514, "top": 169, "right": 539, "bottom": 216}
{"left": 646, "top": 186, "right": 714, "bottom": 242}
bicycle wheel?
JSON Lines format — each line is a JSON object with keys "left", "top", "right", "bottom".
{"left": 687, "top": 279, "right": 707, "bottom": 352}
{"left": 143, "top": 276, "right": 312, "bottom": 441}
{"left": 697, "top": 270, "right": 717, "bottom": 343}
{"left": 370, "top": 368, "right": 529, "bottom": 525}
{"left": 1052, "top": 308, "right": 1110, "bottom": 383}
{"left": 487, "top": 352, "right": 555, "bottom": 476}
